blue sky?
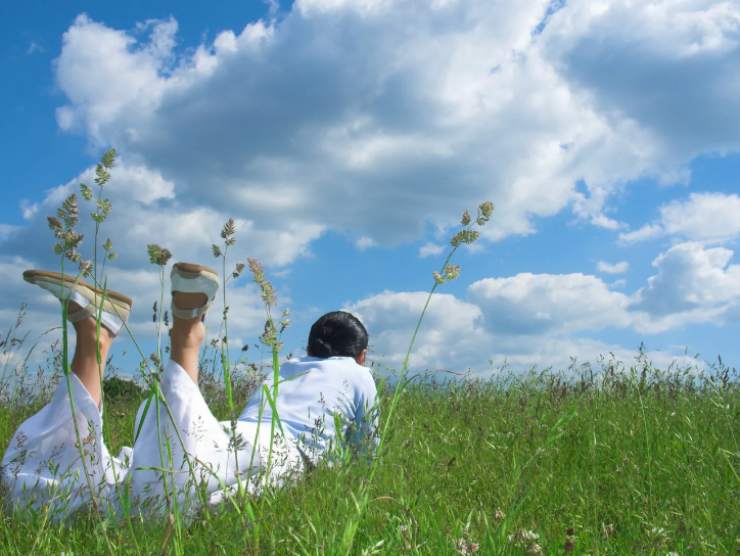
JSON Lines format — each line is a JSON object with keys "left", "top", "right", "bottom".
{"left": 1, "top": 0, "right": 739, "bottom": 377}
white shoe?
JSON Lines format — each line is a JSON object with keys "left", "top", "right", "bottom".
{"left": 170, "top": 262, "right": 220, "bottom": 320}
{"left": 23, "top": 270, "right": 132, "bottom": 336}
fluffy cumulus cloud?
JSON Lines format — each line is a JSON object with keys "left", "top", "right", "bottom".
{"left": 2, "top": 1, "right": 740, "bottom": 371}
{"left": 345, "top": 279, "right": 702, "bottom": 374}
{"left": 347, "top": 251, "right": 740, "bottom": 372}
{"left": 633, "top": 242, "right": 740, "bottom": 330}
{"left": 43, "top": 0, "right": 740, "bottom": 250}
{"left": 545, "top": 0, "right": 740, "bottom": 161}
{"left": 346, "top": 290, "right": 488, "bottom": 371}
{"left": 469, "top": 273, "right": 631, "bottom": 335}
{"left": 620, "top": 192, "right": 740, "bottom": 244}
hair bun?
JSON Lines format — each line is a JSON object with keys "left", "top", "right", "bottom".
{"left": 313, "top": 337, "right": 333, "bottom": 357}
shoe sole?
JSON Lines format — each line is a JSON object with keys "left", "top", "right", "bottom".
{"left": 172, "top": 262, "right": 219, "bottom": 282}
{"left": 23, "top": 270, "right": 133, "bottom": 320}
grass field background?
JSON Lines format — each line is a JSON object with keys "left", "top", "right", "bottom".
{"left": 0, "top": 350, "right": 737, "bottom": 555}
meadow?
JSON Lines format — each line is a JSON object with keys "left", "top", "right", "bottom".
{"left": 0, "top": 150, "right": 737, "bottom": 554}
{"left": 0, "top": 345, "right": 737, "bottom": 555}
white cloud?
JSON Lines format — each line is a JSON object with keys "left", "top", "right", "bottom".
{"left": 620, "top": 192, "right": 740, "bottom": 244}
{"left": 355, "top": 236, "right": 377, "bottom": 250}
{"left": 4, "top": 1, "right": 740, "bottom": 373}
{"left": 3, "top": 160, "right": 324, "bottom": 270}
{"left": 597, "top": 260, "right": 629, "bottom": 274}
{"left": 619, "top": 223, "right": 663, "bottom": 244}
{"left": 543, "top": 0, "right": 740, "bottom": 159}
{"left": 346, "top": 290, "right": 487, "bottom": 371}
{"left": 41, "top": 0, "right": 740, "bottom": 257}
{"left": 418, "top": 242, "right": 444, "bottom": 258}
{"left": 632, "top": 242, "right": 740, "bottom": 330}
{"left": 345, "top": 284, "right": 702, "bottom": 374}
{"left": 469, "top": 273, "right": 632, "bottom": 335}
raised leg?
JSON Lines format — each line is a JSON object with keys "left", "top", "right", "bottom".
{"left": 69, "top": 302, "right": 113, "bottom": 407}
{"left": 169, "top": 292, "right": 207, "bottom": 384}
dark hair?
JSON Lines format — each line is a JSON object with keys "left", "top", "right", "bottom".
{"left": 307, "top": 311, "right": 368, "bottom": 358}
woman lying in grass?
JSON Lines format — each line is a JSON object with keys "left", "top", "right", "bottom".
{"left": 1, "top": 262, "right": 378, "bottom": 518}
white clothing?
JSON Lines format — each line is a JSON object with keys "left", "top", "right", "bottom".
{"left": 239, "top": 356, "right": 379, "bottom": 466}
{"left": 1, "top": 357, "right": 377, "bottom": 517}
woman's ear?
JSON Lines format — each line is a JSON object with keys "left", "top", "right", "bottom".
{"left": 355, "top": 349, "right": 367, "bottom": 366}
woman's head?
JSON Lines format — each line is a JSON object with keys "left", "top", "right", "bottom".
{"left": 307, "top": 311, "right": 368, "bottom": 361}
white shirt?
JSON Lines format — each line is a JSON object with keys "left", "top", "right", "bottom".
{"left": 238, "top": 356, "right": 379, "bottom": 465}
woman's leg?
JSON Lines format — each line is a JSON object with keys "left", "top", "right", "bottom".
{"left": 130, "top": 290, "right": 262, "bottom": 512}
{"left": 169, "top": 292, "right": 207, "bottom": 383}
{"left": 1, "top": 305, "right": 122, "bottom": 516}
{"left": 69, "top": 302, "right": 113, "bottom": 407}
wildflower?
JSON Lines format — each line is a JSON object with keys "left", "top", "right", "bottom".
{"left": 509, "top": 529, "right": 541, "bottom": 554}
{"left": 147, "top": 244, "right": 172, "bottom": 266}
{"left": 455, "top": 538, "right": 479, "bottom": 555}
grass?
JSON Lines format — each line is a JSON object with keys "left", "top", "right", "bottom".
{"left": 1, "top": 176, "right": 737, "bottom": 554}
{"left": 0, "top": 357, "right": 737, "bottom": 555}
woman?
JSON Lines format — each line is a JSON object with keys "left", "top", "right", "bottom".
{"left": 1, "top": 263, "right": 378, "bottom": 517}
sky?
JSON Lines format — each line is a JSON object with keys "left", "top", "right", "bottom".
{"left": 1, "top": 0, "right": 739, "bottom": 379}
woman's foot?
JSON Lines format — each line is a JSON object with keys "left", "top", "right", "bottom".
{"left": 23, "top": 269, "right": 132, "bottom": 336}
{"left": 23, "top": 269, "right": 131, "bottom": 405}
{"left": 169, "top": 263, "right": 219, "bottom": 383}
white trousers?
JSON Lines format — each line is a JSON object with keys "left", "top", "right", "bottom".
{"left": 1, "top": 361, "right": 303, "bottom": 518}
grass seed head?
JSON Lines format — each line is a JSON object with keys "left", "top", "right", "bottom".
{"left": 477, "top": 201, "right": 494, "bottom": 225}
{"left": 79, "top": 183, "right": 93, "bottom": 201}
{"left": 450, "top": 229, "right": 479, "bottom": 247}
{"left": 147, "top": 244, "right": 172, "bottom": 266}
{"left": 221, "top": 218, "right": 236, "bottom": 246}
{"left": 78, "top": 260, "right": 92, "bottom": 277}
{"left": 248, "top": 257, "right": 276, "bottom": 307}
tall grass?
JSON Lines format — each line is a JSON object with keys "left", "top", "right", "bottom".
{"left": 0, "top": 345, "right": 737, "bottom": 554}
{"left": 0, "top": 165, "right": 737, "bottom": 556}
